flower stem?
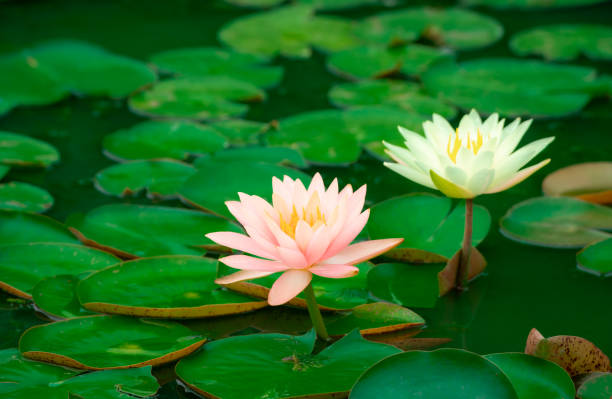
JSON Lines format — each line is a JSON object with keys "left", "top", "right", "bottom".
{"left": 458, "top": 199, "right": 473, "bottom": 291}
{"left": 303, "top": 282, "right": 330, "bottom": 341}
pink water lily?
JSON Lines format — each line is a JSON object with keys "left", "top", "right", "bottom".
{"left": 207, "top": 173, "right": 402, "bottom": 306}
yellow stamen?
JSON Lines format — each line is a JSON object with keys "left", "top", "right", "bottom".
{"left": 447, "top": 128, "right": 485, "bottom": 163}
{"left": 278, "top": 192, "right": 327, "bottom": 238}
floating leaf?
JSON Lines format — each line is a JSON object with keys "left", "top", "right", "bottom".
{"left": 351, "top": 349, "right": 518, "bottom": 398}
{"left": 209, "top": 119, "right": 269, "bottom": 146}
{"left": 484, "top": 353, "right": 575, "bottom": 399}
{"left": 324, "top": 302, "right": 424, "bottom": 336}
{"left": 542, "top": 162, "right": 612, "bottom": 205}
{"left": 0, "top": 131, "right": 59, "bottom": 167}
{"left": 423, "top": 58, "right": 608, "bottom": 117}
{"left": 128, "top": 76, "right": 264, "bottom": 120}
{"left": 0, "top": 182, "right": 53, "bottom": 213}
{"left": 197, "top": 146, "right": 307, "bottom": 168}
{"left": 576, "top": 372, "right": 612, "bottom": 399}
{"left": 223, "top": 0, "right": 284, "bottom": 7}
{"left": 0, "top": 211, "right": 78, "bottom": 246}
{"left": 359, "top": 7, "right": 503, "bottom": 50}
{"left": 328, "top": 44, "right": 452, "bottom": 80}
{"left": 78, "top": 256, "right": 267, "bottom": 318}
{"left": 0, "top": 165, "right": 9, "bottom": 180}
{"left": 94, "top": 160, "right": 196, "bottom": 199}
{"left": 577, "top": 238, "right": 612, "bottom": 277}
{"left": 176, "top": 330, "right": 400, "bottom": 399}
{"left": 368, "top": 194, "right": 490, "bottom": 262}
{"left": 19, "top": 315, "right": 206, "bottom": 370}
{"left": 151, "top": 47, "right": 283, "bottom": 88}
{"left": 368, "top": 263, "right": 444, "bottom": 308}
{"left": 525, "top": 328, "right": 611, "bottom": 376}
{"left": 500, "top": 197, "right": 612, "bottom": 248}
{"left": 102, "top": 120, "right": 227, "bottom": 162}
{"left": 68, "top": 204, "right": 240, "bottom": 258}
{"left": 463, "top": 0, "right": 609, "bottom": 9}
{"left": 511, "top": 24, "right": 612, "bottom": 61}
{"left": 299, "top": 0, "right": 387, "bottom": 10}
{"left": 32, "top": 275, "right": 95, "bottom": 319}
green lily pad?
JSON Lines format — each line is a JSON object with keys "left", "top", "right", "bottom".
{"left": 577, "top": 238, "right": 612, "bottom": 277}
{"left": 78, "top": 256, "right": 267, "bottom": 318}
{"left": 463, "top": 0, "right": 609, "bottom": 9}
{"left": 423, "top": 58, "right": 608, "bottom": 117}
{"left": 500, "top": 197, "right": 612, "bottom": 248}
{"left": 0, "top": 182, "right": 53, "bottom": 213}
{"left": 179, "top": 160, "right": 309, "bottom": 217}
{"left": 542, "top": 162, "right": 612, "bottom": 205}
{"left": 94, "top": 160, "right": 196, "bottom": 199}
{"left": 368, "top": 194, "right": 490, "bottom": 262}
{"left": 577, "top": 372, "right": 612, "bottom": 399}
{"left": 195, "top": 146, "right": 307, "bottom": 168}
{"left": 128, "top": 76, "right": 264, "bottom": 120}
{"left": 32, "top": 275, "right": 95, "bottom": 319}
{"left": 484, "top": 353, "right": 575, "bottom": 399}
{"left": 19, "top": 315, "right": 206, "bottom": 370}
{"left": 324, "top": 302, "right": 424, "bottom": 336}
{"left": 0, "top": 131, "right": 59, "bottom": 167}
{"left": 176, "top": 330, "right": 400, "bottom": 399}
{"left": 0, "top": 211, "right": 78, "bottom": 246}
{"left": 102, "top": 120, "right": 227, "bottom": 162}
{"left": 511, "top": 24, "right": 612, "bottom": 61}
{"left": 67, "top": 204, "right": 240, "bottom": 258}
{"left": 223, "top": 0, "right": 284, "bottom": 7}
{"left": 327, "top": 44, "right": 452, "bottom": 80}
{"left": 329, "top": 80, "right": 456, "bottom": 118}
{"left": 209, "top": 119, "right": 269, "bottom": 146}
{"left": 359, "top": 7, "right": 503, "bottom": 50}
{"left": 298, "top": 0, "right": 383, "bottom": 10}
{"left": 0, "top": 165, "right": 10, "bottom": 180}
{"left": 218, "top": 5, "right": 360, "bottom": 58}
{"left": 151, "top": 47, "right": 283, "bottom": 88}
{"left": 351, "top": 349, "right": 518, "bottom": 399}
{"left": 0, "top": 242, "right": 119, "bottom": 299}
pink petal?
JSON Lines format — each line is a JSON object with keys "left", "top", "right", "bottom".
{"left": 322, "top": 209, "right": 370, "bottom": 260}
{"left": 277, "top": 246, "right": 308, "bottom": 268}
{"left": 268, "top": 269, "right": 312, "bottom": 306}
{"left": 219, "top": 254, "right": 288, "bottom": 272}
{"left": 206, "top": 232, "right": 276, "bottom": 259}
{"left": 226, "top": 200, "right": 275, "bottom": 244}
{"left": 307, "top": 172, "right": 325, "bottom": 197}
{"left": 263, "top": 213, "right": 299, "bottom": 250}
{"left": 305, "top": 226, "right": 332, "bottom": 265}
{"left": 215, "top": 270, "right": 275, "bottom": 285}
{"left": 324, "top": 238, "right": 403, "bottom": 265}
{"left": 294, "top": 220, "right": 313, "bottom": 252}
{"left": 309, "top": 264, "right": 359, "bottom": 278}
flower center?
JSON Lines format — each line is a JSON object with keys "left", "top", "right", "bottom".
{"left": 446, "top": 128, "right": 484, "bottom": 163}
{"left": 278, "top": 192, "right": 327, "bottom": 238}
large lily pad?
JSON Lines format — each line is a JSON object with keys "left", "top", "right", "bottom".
{"left": 176, "top": 330, "right": 400, "bottom": 399}
{"left": 19, "top": 315, "right": 206, "bottom": 370}
{"left": 500, "top": 197, "right": 612, "bottom": 248}
{"left": 32, "top": 275, "right": 95, "bottom": 319}
{"left": 179, "top": 160, "right": 309, "bottom": 217}
{"left": 102, "top": 120, "right": 227, "bottom": 162}
{"left": 78, "top": 256, "right": 267, "bottom": 318}
{"left": 351, "top": 348, "right": 518, "bottom": 398}
{"left": 197, "top": 146, "right": 307, "bottom": 168}
{"left": 368, "top": 194, "right": 490, "bottom": 262}
{"left": 0, "top": 211, "right": 78, "bottom": 246}
{"left": 67, "top": 204, "right": 240, "bottom": 258}
{"left": 423, "top": 58, "right": 608, "bottom": 117}
{"left": 329, "top": 80, "right": 456, "bottom": 118}
{"left": 484, "top": 353, "right": 575, "bottom": 399}
{"left": 327, "top": 44, "right": 452, "bottom": 80}
{"left": 94, "top": 160, "right": 196, "bottom": 199}
{"left": 0, "top": 182, "right": 53, "bottom": 213}
{"left": 359, "top": 7, "right": 503, "bottom": 50}
{"left": 511, "top": 24, "right": 612, "bottom": 61}
{"left": 463, "top": 0, "right": 609, "bottom": 9}
{"left": 0, "top": 349, "right": 159, "bottom": 399}
{"left": 577, "top": 238, "right": 612, "bottom": 277}
{"left": 542, "top": 162, "right": 612, "bottom": 205}
{"left": 0, "top": 131, "right": 59, "bottom": 167}
{"left": 151, "top": 47, "right": 283, "bottom": 88}
{"left": 128, "top": 76, "right": 264, "bottom": 120}
{"left": 0, "top": 242, "right": 118, "bottom": 299}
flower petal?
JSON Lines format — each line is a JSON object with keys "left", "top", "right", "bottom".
{"left": 215, "top": 270, "right": 275, "bottom": 285}
{"left": 219, "top": 254, "right": 288, "bottom": 272}
{"left": 268, "top": 269, "right": 312, "bottom": 306}
{"left": 277, "top": 246, "right": 308, "bottom": 268}
{"left": 486, "top": 158, "right": 551, "bottom": 194}
{"left": 430, "top": 169, "right": 474, "bottom": 198}
{"left": 206, "top": 232, "right": 276, "bottom": 259}
{"left": 384, "top": 161, "right": 436, "bottom": 189}
{"left": 322, "top": 209, "right": 370, "bottom": 259}
{"left": 309, "top": 264, "right": 359, "bottom": 278}
{"left": 324, "top": 238, "right": 403, "bottom": 265}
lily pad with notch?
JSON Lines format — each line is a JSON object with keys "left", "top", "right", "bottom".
{"left": 0, "top": 211, "right": 78, "bottom": 246}
{"left": 209, "top": 119, "right": 270, "bottom": 146}
{"left": 0, "top": 131, "right": 59, "bottom": 167}
{"left": 542, "top": 162, "right": 612, "bottom": 205}
{"left": 32, "top": 275, "right": 95, "bottom": 319}
{"left": 0, "top": 182, "right": 53, "bottom": 213}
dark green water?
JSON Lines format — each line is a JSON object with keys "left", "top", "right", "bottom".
{"left": 1, "top": 0, "right": 611, "bottom": 397}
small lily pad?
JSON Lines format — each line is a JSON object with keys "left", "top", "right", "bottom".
{"left": 32, "top": 275, "right": 95, "bottom": 319}
{"left": 78, "top": 256, "right": 267, "bottom": 318}
{"left": 577, "top": 238, "right": 612, "bottom": 277}
{"left": 324, "top": 302, "right": 425, "bottom": 336}
{"left": 0, "top": 182, "right": 53, "bottom": 213}
{"left": 542, "top": 162, "right": 612, "bottom": 205}
{"left": 464, "top": 0, "right": 609, "bottom": 9}
{"left": 209, "top": 119, "right": 269, "bottom": 146}
{"left": 19, "top": 315, "right": 206, "bottom": 370}
{"left": 328, "top": 44, "right": 452, "bottom": 80}
{"left": 67, "top": 204, "right": 240, "bottom": 258}
{"left": 195, "top": 146, "right": 307, "bottom": 168}
{"left": 128, "top": 76, "right": 264, "bottom": 120}
{"left": 94, "top": 160, "right": 196, "bottom": 199}
{"left": 151, "top": 47, "right": 283, "bottom": 88}
{"left": 102, "top": 120, "right": 227, "bottom": 162}
{"left": 0, "top": 131, "right": 59, "bottom": 167}
{"left": 511, "top": 24, "right": 612, "bottom": 61}
{"left": 368, "top": 194, "right": 491, "bottom": 262}
{"left": 176, "top": 330, "right": 400, "bottom": 399}
{"left": 500, "top": 197, "right": 612, "bottom": 248}
{"left": 0, "top": 211, "right": 78, "bottom": 246}
{"left": 0, "top": 242, "right": 119, "bottom": 299}
{"left": 576, "top": 372, "right": 612, "bottom": 399}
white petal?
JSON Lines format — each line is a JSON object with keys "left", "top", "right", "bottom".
{"left": 384, "top": 162, "right": 436, "bottom": 189}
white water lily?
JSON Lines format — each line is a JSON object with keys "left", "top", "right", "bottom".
{"left": 384, "top": 109, "right": 554, "bottom": 198}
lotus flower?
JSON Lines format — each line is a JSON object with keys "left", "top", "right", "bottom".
{"left": 384, "top": 110, "right": 554, "bottom": 198}
{"left": 207, "top": 173, "right": 402, "bottom": 306}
